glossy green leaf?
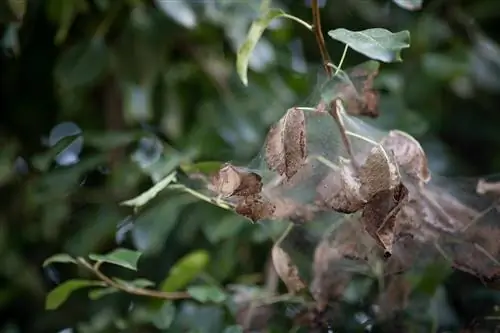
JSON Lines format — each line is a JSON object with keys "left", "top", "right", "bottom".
{"left": 393, "top": 0, "right": 423, "bottom": 11}
{"left": 236, "top": 9, "right": 287, "bottom": 86}
{"left": 45, "top": 279, "right": 105, "bottom": 310}
{"left": 160, "top": 250, "right": 210, "bottom": 292}
{"left": 55, "top": 38, "right": 108, "bottom": 89}
{"left": 88, "top": 287, "right": 119, "bottom": 300}
{"left": 42, "top": 253, "right": 77, "bottom": 267}
{"left": 88, "top": 248, "right": 142, "bottom": 271}
{"left": 328, "top": 28, "right": 410, "bottom": 63}
{"left": 187, "top": 285, "right": 227, "bottom": 303}
{"left": 121, "top": 172, "right": 177, "bottom": 209}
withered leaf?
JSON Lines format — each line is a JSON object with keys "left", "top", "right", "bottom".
{"left": 359, "top": 145, "right": 400, "bottom": 199}
{"left": 380, "top": 130, "right": 431, "bottom": 183}
{"left": 271, "top": 244, "right": 307, "bottom": 293}
{"left": 477, "top": 178, "right": 500, "bottom": 196}
{"left": 235, "top": 195, "right": 275, "bottom": 222}
{"left": 316, "top": 158, "right": 365, "bottom": 213}
{"left": 211, "top": 163, "right": 263, "bottom": 197}
{"left": 361, "top": 183, "right": 408, "bottom": 257}
{"left": 265, "top": 107, "right": 307, "bottom": 179}
{"left": 321, "top": 61, "right": 380, "bottom": 118}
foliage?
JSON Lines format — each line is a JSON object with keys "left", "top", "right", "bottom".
{"left": 3, "top": 0, "right": 500, "bottom": 332}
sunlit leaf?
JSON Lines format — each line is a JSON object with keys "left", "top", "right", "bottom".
{"left": 45, "top": 279, "right": 105, "bottom": 310}
{"left": 393, "top": 0, "right": 423, "bottom": 11}
{"left": 88, "top": 248, "right": 142, "bottom": 271}
{"left": 55, "top": 38, "right": 108, "bottom": 89}
{"left": 42, "top": 254, "right": 77, "bottom": 267}
{"left": 237, "top": 9, "right": 288, "bottom": 86}
{"left": 88, "top": 287, "right": 118, "bottom": 300}
{"left": 121, "top": 172, "right": 177, "bottom": 209}
{"left": 154, "top": 0, "right": 196, "bottom": 29}
{"left": 160, "top": 250, "right": 210, "bottom": 292}
{"left": 187, "top": 285, "right": 227, "bottom": 303}
{"left": 328, "top": 28, "right": 410, "bottom": 63}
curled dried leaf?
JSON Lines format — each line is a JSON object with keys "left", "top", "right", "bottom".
{"left": 265, "top": 107, "right": 307, "bottom": 179}
{"left": 359, "top": 145, "right": 400, "bottom": 199}
{"left": 477, "top": 179, "right": 500, "bottom": 196}
{"left": 271, "top": 244, "right": 307, "bottom": 293}
{"left": 380, "top": 130, "right": 430, "bottom": 183}
{"left": 211, "top": 164, "right": 263, "bottom": 197}
{"left": 316, "top": 159, "right": 365, "bottom": 213}
{"left": 235, "top": 195, "right": 275, "bottom": 222}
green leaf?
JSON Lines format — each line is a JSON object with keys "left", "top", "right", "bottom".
{"left": 180, "top": 161, "right": 223, "bottom": 175}
{"left": 224, "top": 325, "right": 244, "bottom": 333}
{"left": 151, "top": 301, "right": 176, "bottom": 329}
{"left": 160, "top": 250, "right": 210, "bottom": 292}
{"left": 392, "top": 0, "right": 422, "bottom": 11}
{"left": 8, "top": 0, "right": 26, "bottom": 20}
{"left": 121, "top": 172, "right": 177, "bottom": 209}
{"left": 236, "top": 9, "right": 287, "bottom": 86}
{"left": 88, "top": 287, "right": 119, "bottom": 300}
{"left": 42, "top": 253, "right": 77, "bottom": 267}
{"left": 88, "top": 248, "right": 142, "bottom": 271}
{"left": 55, "top": 38, "right": 108, "bottom": 89}
{"left": 45, "top": 279, "right": 105, "bottom": 310}
{"left": 328, "top": 28, "right": 410, "bottom": 63}
{"left": 113, "top": 278, "right": 155, "bottom": 289}
{"left": 187, "top": 285, "right": 227, "bottom": 304}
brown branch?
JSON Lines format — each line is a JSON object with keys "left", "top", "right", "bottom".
{"left": 311, "top": 0, "right": 333, "bottom": 77}
{"left": 77, "top": 258, "right": 190, "bottom": 300}
{"left": 311, "top": 0, "right": 358, "bottom": 171}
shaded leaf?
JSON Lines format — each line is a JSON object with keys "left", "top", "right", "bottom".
{"left": 160, "top": 250, "right": 210, "bottom": 292}
{"left": 187, "top": 285, "right": 227, "bottom": 303}
{"left": 88, "top": 248, "right": 142, "bottom": 271}
{"left": 121, "top": 172, "right": 177, "bottom": 208}
{"left": 393, "top": 0, "right": 423, "bottom": 11}
{"left": 8, "top": 0, "right": 26, "bottom": 21}
{"left": 88, "top": 287, "right": 119, "bottom": 300}
{"left": 236, "top": 9, "right": 287, "bottom": 86}
{"left": 271, "top": 244, "right": 307, "bottom": 293}
{"left": 328, "top": 28, "right": 410, "bottom": 63}
{"left": 55, "top": 38, "right": 108, "bottom": 89}
{"left": 46, "top": 279, "right": 105, "bottom": 310}
{"left": 113, "top": 278, "right": 155, "bottom": 289}
{"left": 264, "top": 107, "right": 307, "bottom": 179}
{"left": 223, "top": 326, "right": 244, "bottom": 333}
{"left": 151, "top": 301, "right": 176, "bottom": 329}
{"left": 42, "top": 253, "right": 76, "bottom": 267}
{"left": 181, "top": 161, "right": 223, "bottom": 175}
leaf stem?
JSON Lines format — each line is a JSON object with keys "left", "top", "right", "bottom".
{"left": 335, "top": 45, "right": 349, "bottom": 76}
{"left": 77, "top": 258, "right": 190, "bottom": 300}
{"left": 281, "top": 13, "right": 313, "bottom": 31}
{"left": 311, "top": 0, "right": 333, "bottom": 77}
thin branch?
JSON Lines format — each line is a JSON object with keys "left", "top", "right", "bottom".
{"left": 311, "top": 0, "right": 333, "bottom": 77}
{"left": 77, "top": 258, "right": 190, "bottom": 300}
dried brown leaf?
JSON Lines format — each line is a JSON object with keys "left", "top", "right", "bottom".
{"left": 271, "top": 244, "right": 307, "bottom": 293}
{"left": 235, "top": 195, "right": 275, "bottom": 222}
{"left": 359, "top": 145, "right": 400, "bottom": 199}
{"left": 316, "top": 159, "right": 365, "bottom": 213}
{"left": 211, "top": 164, "right": 262, "bottom": 197}
{"left": 380, "top": 130, "right": 431, "bottom": 183}
{"left": 265, "top": 107, "right": 307, "bottom": 179}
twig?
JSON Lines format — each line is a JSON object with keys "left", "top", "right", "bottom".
{"left": 311, "top": 0, "right": 333, "bottom": 77}
{"left": 77, "top": 258, "right": 190, "bottom": 300}
{"left": 311, "top": 0, "right": 358, "bottom": 171}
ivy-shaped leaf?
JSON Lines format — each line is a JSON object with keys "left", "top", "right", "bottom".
{"left": 160, "top": 250, "right": 210, "bottom": 292}
{"left": 328, "top": 28, "right": 410, "bottom": 63}
{"left": 88, "top": 248, "right": 142, "bottom": 271}
{"left": 121, "top": 172, "right": 177, "bottom": 209}
{"left": 46, "top": 279, "right": 105, "bottom": 310}
{"left": 187, "top": 285, "right": 227, "bottom": 303}
{"left": 392, "top": 0, "right": 423, "bottom": 11}
{"left": 42, "top": 253, "right": 77, "bottom": 267}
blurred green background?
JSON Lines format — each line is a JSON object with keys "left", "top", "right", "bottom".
{"left": 2, "top": 0, "right": 500, "bottom": 332}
